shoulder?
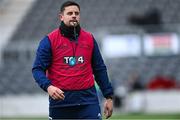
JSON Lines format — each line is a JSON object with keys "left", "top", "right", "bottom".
{"left": 38, "top": 36, "right": 51, "bottom": 49}
{"left": 80, "top": 29, "right": 94, "bottom": 39}
{"left": 81, "top": 29, "right": 92, "bottom": 35}
{"left": 48, "top": 28, "right": 61, "bottom": 40}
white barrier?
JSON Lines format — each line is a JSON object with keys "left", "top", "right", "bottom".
{"left": 0, "top": 94, "right": 48, "bottom": 117}
{"left": 1, "top": 91, "right": 180, "bottom": 117}
{"left": 125, "top": 90, "right": 180, "bottom": 113}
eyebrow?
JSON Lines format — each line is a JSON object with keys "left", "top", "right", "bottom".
{"left": 67, "top": 11, "right": 79, "bottom": 15}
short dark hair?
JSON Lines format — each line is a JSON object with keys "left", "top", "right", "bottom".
{"left": 60, "top": 1, "right": 80, "bottom": 13}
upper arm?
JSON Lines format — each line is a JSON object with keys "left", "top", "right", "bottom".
{"left": 33, "top": 36, "right": 52, "bottom": 70}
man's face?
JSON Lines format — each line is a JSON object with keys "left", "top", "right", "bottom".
{"left": 60, "top": 5, "right": 80, "bottom": 27}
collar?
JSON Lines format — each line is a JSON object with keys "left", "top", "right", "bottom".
{"left": 59, "top": 21, "right": 81, "bottom": 41}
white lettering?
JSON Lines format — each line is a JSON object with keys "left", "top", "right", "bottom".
{"left": 64, "top": 57, "right": 69, "bottom": 63}
{"left": 78, "top": 56, "right": 84, "bottom": 63}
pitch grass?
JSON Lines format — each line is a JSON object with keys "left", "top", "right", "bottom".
{"left": 1, "top": 113, "right": 180, "bottom": 120}
{"left": 110, "top": 113, "right": 180, "bottom": 119}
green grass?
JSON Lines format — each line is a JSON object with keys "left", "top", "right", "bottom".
{"left": 1, "top": 113, "right": 180, "bottom": 120}
{"left": 109, "top": 113, "right": 180, "bottom": 119}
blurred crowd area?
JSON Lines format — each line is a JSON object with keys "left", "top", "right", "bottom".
{"left": 1, "top": 0, "right": 180, "bottom": 114}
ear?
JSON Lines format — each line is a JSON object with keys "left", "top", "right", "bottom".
{"left": 59, "top": 13, "right": 63, "bottom": 21}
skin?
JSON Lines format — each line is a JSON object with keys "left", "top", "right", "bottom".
{"left": 59, "top": 5, "right": 80, "bottom": 27}
{"left": 104, "top": 98, "right": 113, "bottom": 119}
{"left": 47, "top": 5, "right": 113, "bottom": 119}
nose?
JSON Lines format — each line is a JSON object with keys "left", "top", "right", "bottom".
{"left": 72, "top": 12, "right": 77, "bottom": 18}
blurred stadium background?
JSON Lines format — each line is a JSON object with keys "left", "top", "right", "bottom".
{"left": 1, "top": 0, "right": 180, "bottom": 119}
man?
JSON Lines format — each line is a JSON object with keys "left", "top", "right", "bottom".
{"left": 32, "top": 1, "right": 113, "bottom": 119}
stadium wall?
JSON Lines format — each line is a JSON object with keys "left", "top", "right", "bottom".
{"left": 1, "top": 91, "right": 180, "bottom": 117}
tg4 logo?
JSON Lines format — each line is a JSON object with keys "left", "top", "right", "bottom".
{"left": 64, "top": 56, "right": 84, "bottom": 66}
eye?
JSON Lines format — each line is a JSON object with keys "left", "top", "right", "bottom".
{"left": 67, "top": 12, "right": 73, "bottom": 15}
{"left": 75, "top": 12, "right": 79, "bottom": 15}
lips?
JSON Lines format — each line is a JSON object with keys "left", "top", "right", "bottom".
{"left": 70, "top": 20, "right": 78, "bottom": 23}
{"left": 70, "top": 20, "right": 78, "bottom": 26}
